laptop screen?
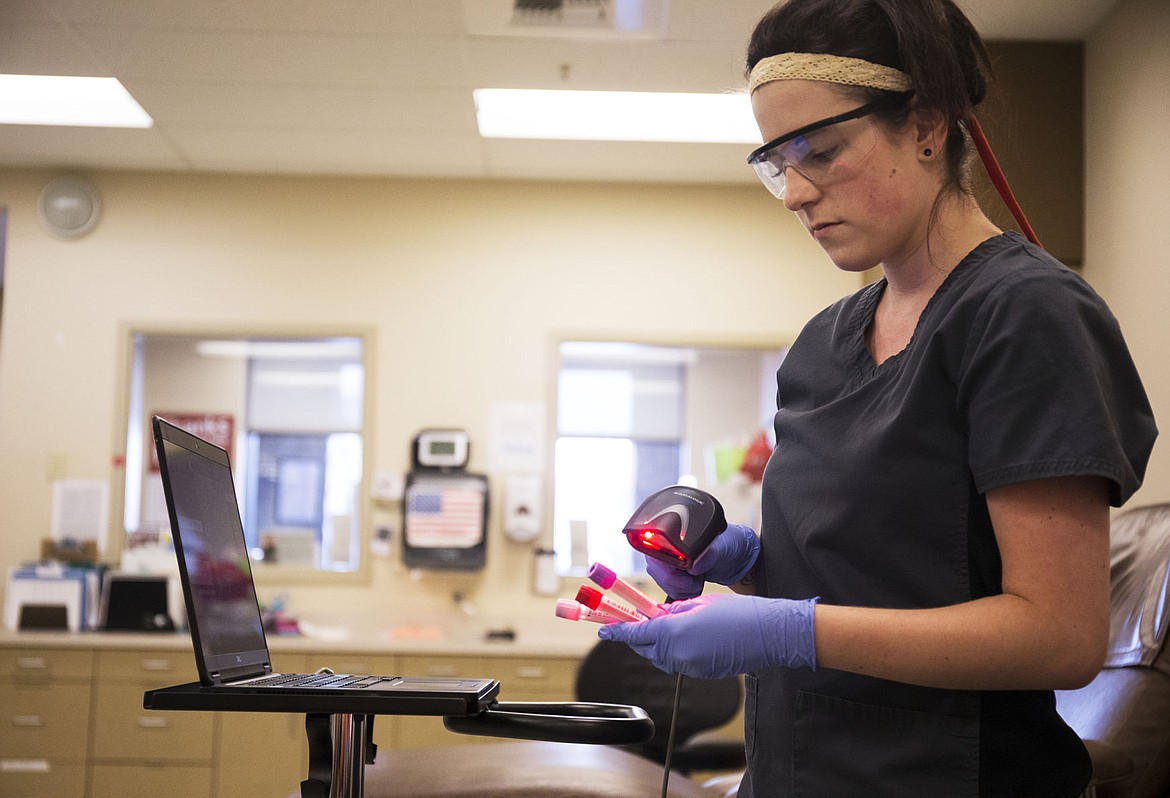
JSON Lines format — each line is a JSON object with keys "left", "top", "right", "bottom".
{"left": 157, "top": 421, "right": 269, "bottom": 680}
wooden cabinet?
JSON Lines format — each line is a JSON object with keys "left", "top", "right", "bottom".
{"left": 214, "top": 711, "right": 306, "bottom": 798}
{"left": 89, "top": 649, "right": 214, "bottom": 798}
{"left": 0, "top": 637, "right": 584, "bottom": 798}
{"left": 486, "top": 655, "right": 578, "bottom": 702}
{"left": 0, "top": 648, "right": 92, "bottom": 798}
{"left": 392, "top": 655, "right": 579, "bottom": 750}
{"left": 391, "top": 655, "right": 490, "bottom": 749}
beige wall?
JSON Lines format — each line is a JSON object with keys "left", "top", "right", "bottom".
{"left": 1, "top": 0, "right": 1166, "bottom": 632}
{"left": 0, "top": 170, "right": 850, "bottom": 629}
{"left": 1083, "top": 0, "right": 1170, "bottom": 508}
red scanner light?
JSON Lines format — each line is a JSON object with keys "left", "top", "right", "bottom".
{"left": 626, "top": 528, "right": 688, "bottom": 566}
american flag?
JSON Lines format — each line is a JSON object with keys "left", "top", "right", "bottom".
{"left": 405, "top": 484, "right": 485, "bottom": 548}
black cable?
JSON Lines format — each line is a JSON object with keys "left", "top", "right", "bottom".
{"left": 655, "top": 594, "right": 685, "bottom": 798}
{"left": 660, "top": 671, "right": 684, "bottom": 798}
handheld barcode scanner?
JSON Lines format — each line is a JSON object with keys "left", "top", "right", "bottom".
{"left": 620, "top": 485, "right": 731, "bottom": 798}
{"left": 623, "top": 485, "right": 728, "bottom": 574}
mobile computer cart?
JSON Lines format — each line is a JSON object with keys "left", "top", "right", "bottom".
{"left": 143, "top": 683, "right": 653, "bottom": 798}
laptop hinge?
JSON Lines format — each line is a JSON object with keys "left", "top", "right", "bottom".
{"left": 211, "top": 661, "right": 272, "bottom": 684}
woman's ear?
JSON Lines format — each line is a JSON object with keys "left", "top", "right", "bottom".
{"left": 913, "top": 109, "right": 948, "bottom": 160}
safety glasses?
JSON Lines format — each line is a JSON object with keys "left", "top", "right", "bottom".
{"left": 747, "top": 93, "right": 911, "bottom": 200}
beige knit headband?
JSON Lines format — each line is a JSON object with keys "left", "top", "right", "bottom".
{"left": 749, "top": 52, "right": 913, "bottom": 94}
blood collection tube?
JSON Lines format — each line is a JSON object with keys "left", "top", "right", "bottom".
{"left": 554, "top": 598, "right": 619, "bottom": 625}
{"left": 587, "top": 562, "right": 665, "bottom": 618}
{"left": 575, "top": 585, "right": 641, "bottom": 623}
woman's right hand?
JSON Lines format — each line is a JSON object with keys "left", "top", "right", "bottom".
{"left": 644, "top": 523, "right": 760, "bottom": 600}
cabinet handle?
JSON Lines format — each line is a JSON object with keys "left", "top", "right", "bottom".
{"left": 0, "top": 759, "right": 51, "bottom": 773}
{"left": 137, "top": 717, "right": 170, "bottom": 729}
{"left": 11, "top": 715, "right": 43, "bottom": 727}
{"left": 515, "top": 666, "right": 547, "bottom": 679}
{"left": 15, "top": 657, "right": 48, "bottom": 670}
{"left": 139, "top": 659, "right": 173, "bottom": 671}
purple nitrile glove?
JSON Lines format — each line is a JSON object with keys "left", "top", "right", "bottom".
{"left": 598, "top": 593, "right": 818, "bottom": 680}
{"left": 643, "top": 523, "right": 760, "bottom": 600}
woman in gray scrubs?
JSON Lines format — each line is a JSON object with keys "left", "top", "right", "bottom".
{"left": 600, "top": 0, "right": 1158, "bottom": 794}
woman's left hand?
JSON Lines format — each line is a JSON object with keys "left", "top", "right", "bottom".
{"left": 598, "top": 593, "right": 818, "bottom": 679}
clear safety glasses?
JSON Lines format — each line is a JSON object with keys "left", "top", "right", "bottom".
{"left": 747, "top": 93, "right": 911, "bottom": 200}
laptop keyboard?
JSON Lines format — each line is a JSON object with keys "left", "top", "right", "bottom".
{"left": 245, "top": 673, "right": 402, "bottom": 689}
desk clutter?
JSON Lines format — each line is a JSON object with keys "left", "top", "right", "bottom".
{"left": 3, "top": 563, "right": 101, "bottom": 632}
{"left": 3, "top": 560, "right": 181, "bottom": 633}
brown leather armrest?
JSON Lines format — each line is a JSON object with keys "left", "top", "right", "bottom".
{"left": 1082, "top": 738, "right": 1134, "bottom": 786}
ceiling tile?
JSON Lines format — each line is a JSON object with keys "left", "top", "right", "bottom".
{"left": 78, "top": 26, "right": 470, "bottom": 88}
{"left": 125, "top": 81, "right": 479, "bottom": 133}
{"left": 34, "top": 0, "right": 467, "bottom": 37}
{"left": 164, "top": 126, "right": 488, "bottom": 176}
{"left": 481, "top": 138, "right": 758, "bottom": 184}
{"left": 0, "top": 0, "right": 1124, "bottom": 180}
{"left": 0, "top": 23, "right": 109, "bottom": 75}
{"left": 0, "top": 126, "right": 189, "bottom": 170}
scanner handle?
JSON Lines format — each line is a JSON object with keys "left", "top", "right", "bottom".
{"left": 443, "top": 701, "right": 654, "bottom": 745}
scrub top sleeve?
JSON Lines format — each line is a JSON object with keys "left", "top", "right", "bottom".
{"left": 957, "top": 267, "right": 1156, "bottom": 506}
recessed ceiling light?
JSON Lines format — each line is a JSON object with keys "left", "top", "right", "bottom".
{"left": 474, "top": 88, "right": 759, "bottom": 144}
{"left": 0, "top": 74, "right": 152, "bottom": 128}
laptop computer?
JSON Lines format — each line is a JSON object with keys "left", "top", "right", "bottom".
{"left": 147, "top": 415, "right": 499, "bottom": 716}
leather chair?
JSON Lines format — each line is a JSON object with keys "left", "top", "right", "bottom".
{"left": 342, "top": 639, "right": 744, "bottom": 797}
{"left": 575, "top": 639, "right": 745, "bottom": 775}
{"left": 1057, "top": 503, "right": 1170, "bottom": 798}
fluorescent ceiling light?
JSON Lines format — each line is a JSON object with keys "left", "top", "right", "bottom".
{"left": 0, "top": 74, "right": 152, "bottom": 128}
{"left": 474, "top": 88, "right": 760, "bottom": 144}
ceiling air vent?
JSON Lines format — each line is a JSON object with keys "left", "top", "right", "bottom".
{"left": 513, "top": 0, "right": 612, "bottom": 29}
{"left": 463, "top": 0, "right": 669, "bottom": 40}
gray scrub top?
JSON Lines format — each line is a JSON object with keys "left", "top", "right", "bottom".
{"left": 741, "top": 232, "right": 1157, "bottom": 797}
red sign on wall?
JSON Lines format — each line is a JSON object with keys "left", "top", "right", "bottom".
{"left": 149, "top": 413, "right": 234, "bottom": 471}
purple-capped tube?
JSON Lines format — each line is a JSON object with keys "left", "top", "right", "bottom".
{"left": 587, "top": 562, "right": 665, "bottom": 618}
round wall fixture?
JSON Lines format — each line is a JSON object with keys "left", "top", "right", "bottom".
{"left": 38, "top": 176, "right": 102, "bottom": 239}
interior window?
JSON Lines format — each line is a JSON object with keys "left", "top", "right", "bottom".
{"left": 121, "top": 333, "right": 367, "bottom": 574}
{"left": 552, "top": 341, "right": 785, "bottom": 576}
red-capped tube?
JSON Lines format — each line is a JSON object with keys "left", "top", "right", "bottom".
{"left": 575, "top": 585, "right": 641, "bottom": 622}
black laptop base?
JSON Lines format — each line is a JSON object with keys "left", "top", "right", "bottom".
{"left": 143, "top": 678, "right": 500, "bottom": 717}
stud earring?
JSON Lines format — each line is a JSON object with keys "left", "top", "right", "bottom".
{"left": 923, "top": 147, "right": 933, "bottom": 157}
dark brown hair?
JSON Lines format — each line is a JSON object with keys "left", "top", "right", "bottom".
{"left": 747, "top": 0, "right": 993, "bottom": 194}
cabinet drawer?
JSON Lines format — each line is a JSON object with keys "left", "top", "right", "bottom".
{"left": 91, "top": 683, "right": 213, "bottom": 762}
{"left": 303, "top": 652, "right": 398, "bottom": 677}
{"left": 0, "top": 760, "right": 85, "bottom": 797}
{"left": 268, "top": 652, "right": 312, "bottom": 676}
{"left": 90, "top": 763, "right": 211, "bottom": 798}
{"left": 485, "top": 656, "right": 578, "bottom": 700}
{"left": 392, "top": 714, "right": 486, "bottom": 750}
{"left": 0, "top": 683, "right": 90, "bottom": 760}
{"left": 215, "top": 712, "right": 307, "bottom": 798}
{"left": 95, "top": 650, "right": 197, "bottom": 685}
{"left": 0, "top": 649, "right": 93, "bottom": 683}
{"left": 397, "top": 655, "right": 488, "bottom": 679}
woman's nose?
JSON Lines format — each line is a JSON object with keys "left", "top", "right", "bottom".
{"left": 781, "top": 166, "right": 818, "bottom": 211}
